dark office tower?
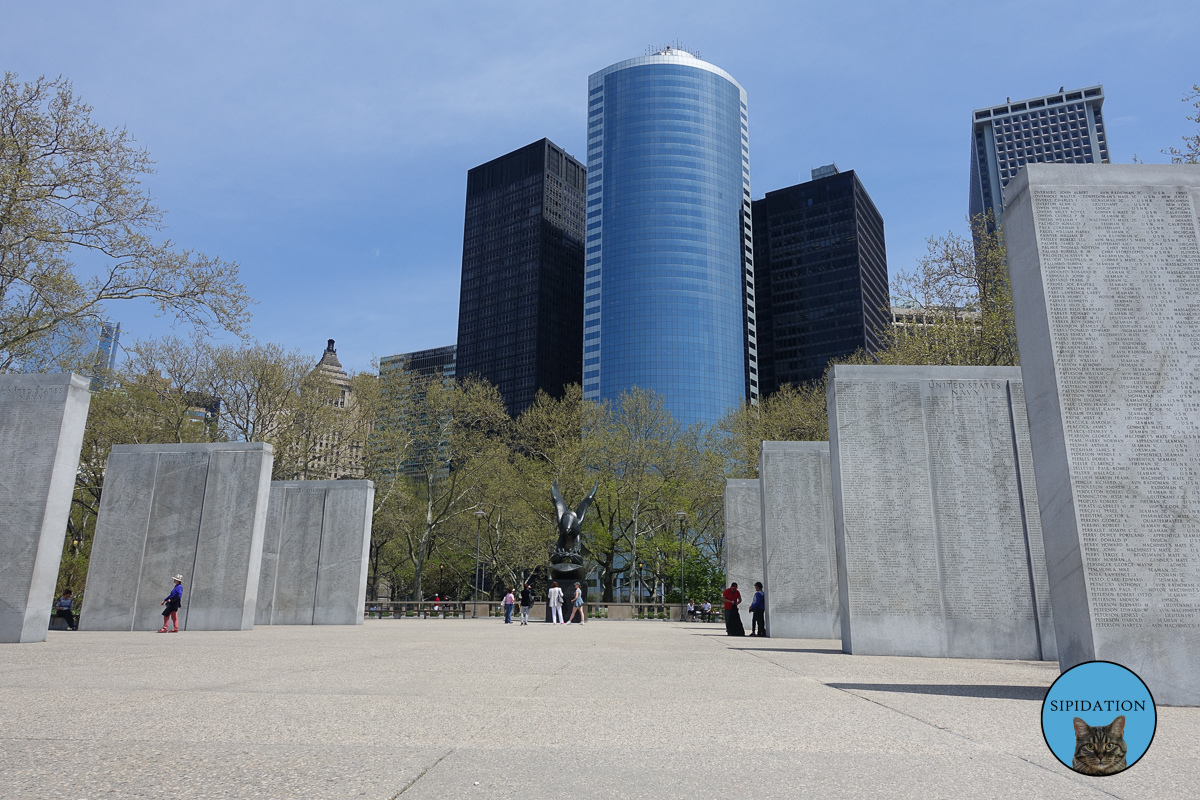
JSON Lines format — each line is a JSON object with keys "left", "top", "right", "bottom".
{"left": 970, "top": 85, "right": 1107, "bottom": 228}
{"left": 751, "top": 165, "right": 888, "bottom": 395}
{"left": 380, "top": 345, "right": 457, "bottom": 380}
{"left": 455, "top": 139, "right": 586, "bottom": 417}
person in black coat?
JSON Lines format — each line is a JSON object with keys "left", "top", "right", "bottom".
{"left": 519, "top": 584, "right": 534, "bottom": 625}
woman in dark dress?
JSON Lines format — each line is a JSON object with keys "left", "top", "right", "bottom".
{"left": 722, "top": 582, "right": 745, "bottom": 636}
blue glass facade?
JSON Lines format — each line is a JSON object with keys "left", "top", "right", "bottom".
{"left": 584, "top": 51, "right": 756, "bottom": 428}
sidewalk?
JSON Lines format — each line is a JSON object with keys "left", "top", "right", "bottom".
{"left": 1, "top": 620, "right": 1195, "bottom": 799}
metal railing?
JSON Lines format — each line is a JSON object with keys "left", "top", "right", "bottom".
{"left": 363, "top": 601, "right": 726, "bottom": 621}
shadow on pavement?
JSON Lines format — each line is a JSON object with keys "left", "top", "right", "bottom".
{"left": 826, "top": 683, "right": 1047, "bottom": 700}
{"left": 731, "top": 646, "right": 844, "bottom": 655}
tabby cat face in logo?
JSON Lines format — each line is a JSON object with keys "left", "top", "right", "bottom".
{"left": 1072, "top": 715, "right": 1127, "bottom": 776}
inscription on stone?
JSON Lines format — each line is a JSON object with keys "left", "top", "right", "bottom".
{"left": 759, "top": 442, "right": 839, "bottom": 639}
{"left": 828, "top": 365, "right": 1055, "bottom": 660}
{"left": 0, "top": 374, "right": 91, "bottom": 643}
{"left": 723, "top": 479, "right": 761, "bottom": 632}
{"left": 1006, "top": 164, "right": 1200, "bottom": 705}
{"left": 82, "top": 443, "right": 273, "bottom": 631}
{"left": 258, "top": 480, "right": 374, "bottom": 625}
{"left": 1033, "top": 185, "right": 1200, "bottom": 631}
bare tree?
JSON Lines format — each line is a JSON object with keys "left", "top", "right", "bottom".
{"left": 0, "top": 73, "right": 250, "bottom": 372}
{"left": 1164, "top": 84, "right": 1200, "bottom": 164}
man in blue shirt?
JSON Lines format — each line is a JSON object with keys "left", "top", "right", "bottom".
{"left": 749, "top": 581, "right": 766, "bottom": 637}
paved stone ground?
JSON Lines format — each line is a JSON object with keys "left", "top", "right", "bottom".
{"left": 1, "top": 619, "right": 1196, "bottom": 799}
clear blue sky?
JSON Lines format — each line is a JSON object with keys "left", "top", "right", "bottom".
{"left": 4, "top": 1, "right": 1196, "bottom": 374}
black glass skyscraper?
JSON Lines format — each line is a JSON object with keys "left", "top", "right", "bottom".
{"left": 455, "top": 139, "right": 586, "bottom": 416}
{"left": 379, "top": 345, "right": 456, "bottom": 380}
{"left": 750, "top": 166, "right": 888, "bottom": 394}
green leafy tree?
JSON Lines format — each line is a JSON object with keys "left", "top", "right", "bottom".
{"left": 0, "top": 73, "right": 250, "bottom": 372}
{"left": 583, "top": 388, "right": 704, "bottom": 602}
{"left": 372, "top": 374, "right": 509, "bottom": 600}
{"left": 714, "top": 378, "right": 834, "bottom": 479}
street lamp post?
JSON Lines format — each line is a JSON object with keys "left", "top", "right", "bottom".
{"left": 473, "top": 509, "right": 486, "bottom": 618}
{"left": 675, "top": 511, "right": 687, "bottom": 620}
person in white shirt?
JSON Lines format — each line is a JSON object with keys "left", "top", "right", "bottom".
{"left": 548, "top": 581, "right": 564, "bottom": 624}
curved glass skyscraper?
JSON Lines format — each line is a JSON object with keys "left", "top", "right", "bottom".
{"left": 583, "top": 48, "right": 757, "bottom": 428}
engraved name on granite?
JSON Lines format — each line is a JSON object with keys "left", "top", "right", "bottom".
{"left": 759, "top": 441, "right": 839, "bottom": 639}
{"left": 81, "top": 443, "right": 273, "bottom": 631}
{"left": 0, "top": 374, "right": 91, "bottom": 643}
{"left": 1006, "top": 164, "right": 1200, "bottom": 705}
{"left": 724, "top": 478, "right": 762, "bottom": 631}
{"left": 828, "top": 365, "right": 1056, "bottom": 660}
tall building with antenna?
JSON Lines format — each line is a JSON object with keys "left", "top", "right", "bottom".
{"left": 970, "top": 85, "right": 1108, "bottom": 227}
{"left": 584, "top": 46, "right": 756, "bottom": 427}
{"left": 89, "top": 320, "right": 121, "bottom": 390}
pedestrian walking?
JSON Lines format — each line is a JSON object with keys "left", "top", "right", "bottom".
{"left": 519, "top": 584, "right": 533, "bottom": 625}
{"left": 53, "top": 590, "right": 78, "bottom": 630}
{"left": 503, "top": 588, "right": 515, "bottom": 624}
{"left": 722, "top": 582, "right": 745, "bottom": 636}
{"left": 548, "top": 581, "right": 564, "bottom": 624}
{"left": 159, "top": 575, "right": 183, "bottom": 633}
{"left": 567, "top": 582, "right": 586, "bottom": 625}
{"left": 750, "top": 581, "right": 767, "bottom": 637}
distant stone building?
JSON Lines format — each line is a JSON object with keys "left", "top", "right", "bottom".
{"left": 308, "top": 339, "right": 363, "bottom": 480}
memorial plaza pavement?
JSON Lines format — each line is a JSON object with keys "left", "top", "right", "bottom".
{"left": 1, "top": 619, "right": 1196, "bottom": 799}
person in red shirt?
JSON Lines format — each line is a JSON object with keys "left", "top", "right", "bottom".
{"left": 722, "top": 582, "right": 745, "bottom": 636}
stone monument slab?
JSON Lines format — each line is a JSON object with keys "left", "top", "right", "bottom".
{"left": 80, "top": 443, "right": 273, "bottom": 631}
{"left": 723, "top": 478, "right": 761, "bottom": 631}
{"left": 759, "top": 441, "right": 839, "bottom": 639}
{"left": 258, "top": 480, "right": 374, "bottom": 625}
{"left": 0, "top": 374, "right": 91, "bottom": 643}
{"left": 1005, "top": 163, "right": 1200, "bottom": 705}
{"left": 254, "top": 486, "right": 287, "bottom": 625}
{"left": 827, "top": 365, "right": 1056, "bottom": 660}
